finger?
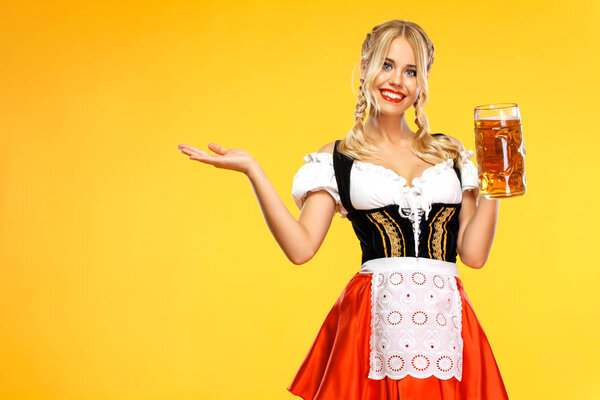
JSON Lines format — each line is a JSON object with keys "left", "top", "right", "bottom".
{"left": 179, "top": 147, "right": 193, "bottom": 155}
{"left": 180, "top": 144, "right": 204, "bottom": 154}
{"left": 178, "top": 144, "right": 206, "bottom": 153}
{"left": 180, "top": 147, "right": 209, "bottom": 157}
{"left": 189, "top": 154, "right": 220, "bottom": 165}
{"left": 207, "top": 142, "right": 227, "bottom": 155}
{"left": 178, "top": 142, "right": 207, "bottom": 154}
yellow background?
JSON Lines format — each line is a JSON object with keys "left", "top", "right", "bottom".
{"left": 1, "top": 0, "right": 598, "bottom": 399}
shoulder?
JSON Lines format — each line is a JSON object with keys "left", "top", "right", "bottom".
{"left": 297, "top": 141, "right": 336, "bottom": 166}
{"left": 315, "top": 141, "right": 336, "bottom": 156}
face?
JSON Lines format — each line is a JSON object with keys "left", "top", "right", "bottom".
{"left": 362, "top": 36, "right": 421, "bottom": 116}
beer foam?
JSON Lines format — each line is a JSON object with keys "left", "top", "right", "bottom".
{"left": 476, "top": 116, "right": 520, "bottom": 120}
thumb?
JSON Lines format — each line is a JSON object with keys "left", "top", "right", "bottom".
{"left": 207, "top": 142, "right": 227, "bottom": 155}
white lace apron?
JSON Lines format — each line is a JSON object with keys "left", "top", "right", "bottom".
{"left": 359, "top": 257, "right": 463, "bottom": 381}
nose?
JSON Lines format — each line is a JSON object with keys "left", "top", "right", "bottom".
{"left": 389, "top": 68, "right": 404, "bottom": 87}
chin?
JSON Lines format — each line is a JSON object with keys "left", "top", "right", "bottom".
{"left": 380, "top": 106, "right": 408, "bottom": 116}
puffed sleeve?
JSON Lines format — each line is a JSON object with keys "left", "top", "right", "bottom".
{"left": 291, "top": 152, "right": 347, "bottom": 218}
{"left": 459, "top": 149, "right": 480, "bottom": 195}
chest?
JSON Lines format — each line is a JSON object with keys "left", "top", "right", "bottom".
{"left": 352, "top": 157, "right": 436, "bottom": 188}
{"left": 347, "top": 159, "right": 463, "bottom": 213}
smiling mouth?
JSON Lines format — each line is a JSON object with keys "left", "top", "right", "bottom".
{"left": 379, "top": 89, "right": 406, "bottom": 103}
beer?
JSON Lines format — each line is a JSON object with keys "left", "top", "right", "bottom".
{"left": 474, "top": 104, "right": 526, "bottom": 199}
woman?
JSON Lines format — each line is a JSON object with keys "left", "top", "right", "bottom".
{"left": 178, "top": 19, "right": 509, "bottom": 400}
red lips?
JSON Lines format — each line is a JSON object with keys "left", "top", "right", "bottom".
{"left": 380, "top": 88, "right": 405, "bottom": 96}
{"left": 379, "top": 89, "right": 406, "bottom": 103}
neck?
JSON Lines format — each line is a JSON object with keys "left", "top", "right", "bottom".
{"left": 364, "top": 113, "right": 415, "bottom": 147}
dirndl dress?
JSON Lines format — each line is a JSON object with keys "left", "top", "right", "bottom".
{"left": 286, "top": 257, "right": 509, "bottom": 399}
{"left": 287, "top": 138, "right": 510, "bottom": 399}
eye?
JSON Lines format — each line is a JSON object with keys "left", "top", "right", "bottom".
{"left": 383, "top": 62, "right": 392, "bottom": 70}
{"left": 406, "top": 69, "right": 417, "bottom": 77}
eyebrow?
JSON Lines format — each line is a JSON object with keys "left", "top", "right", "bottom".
{"left": 385, "top": 58, "right": 416, "bottom": 68}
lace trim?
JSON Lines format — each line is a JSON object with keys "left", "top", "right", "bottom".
{"left": 302, "top": 151, "right": 334, "bottom": 164}
{"left": 458, "top": 150, "right": 480, "bottom": 192}
{"left": 454, "top": 277, "right": 464, "bottom": 379}
{"left": 460, "top": 149, "right": 475, "bottom": 160}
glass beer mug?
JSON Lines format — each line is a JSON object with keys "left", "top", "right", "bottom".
{"left": 474, "top": 103, "right": 527, "bottom": 199}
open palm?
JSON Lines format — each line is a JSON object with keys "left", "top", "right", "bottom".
{"left": 177, "top": 142, "right": 255, "bottom": 175}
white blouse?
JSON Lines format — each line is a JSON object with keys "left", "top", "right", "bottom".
{"left": 291, "top": 149, "right": 479, "bottom": 220}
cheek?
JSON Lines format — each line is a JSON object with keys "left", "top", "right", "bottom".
{"left": 409, "top": 84, "right": 420, "bottom": 98}
{"left": 372, "top": 76, "right": 386, "bottom": 87}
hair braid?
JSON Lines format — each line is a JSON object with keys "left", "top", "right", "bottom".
{"left": 354, "top": 78, "right": 368, "bottom": 122}
{"left": 339, "top": 76, "right": 379, "bottom": 161}
{"left": 413, "top": 91, "right": 430, "bottom": 140}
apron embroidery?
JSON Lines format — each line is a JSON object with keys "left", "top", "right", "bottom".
{"left": 362, "top": 259, "right": 464, "bottom": 381}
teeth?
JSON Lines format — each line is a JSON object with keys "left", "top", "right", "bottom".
{"left": 381, "top": 90, "right": 404, "bottom": 100}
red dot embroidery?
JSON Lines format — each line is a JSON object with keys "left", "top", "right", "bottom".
{"left": 373, "top": 313, "right": 381, "bottom": 326}
{"left": 436, "top": 356, "right": 453, "bottom": 372}
{"left": 411, "top": 355, "right": 430, "bottom": 371}
{"left": 436, "top": 313, "right": 447, "bottom": 326}
{"left": 390, "top": 272, "right": 403, "bottom": 285}
{"left": 452, "top": 316, "right": 459, "bottom": 329}
{"left": 387, "top": 355, "right": 405, "bottom": 372}
{"left": 412, "top": 311, "right": 428, "bottom": 325}
{"left": 387, "top": 311, "right": 402, "bottom": 325}
{"left": 373, "top": 355, "right": 384, "bottom": 372}
{"left": 411, "top": 272, "right": 426, "bottom": 285}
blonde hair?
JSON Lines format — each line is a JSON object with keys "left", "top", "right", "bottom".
{"left": 338, "top": 19, "right": 474, "bottom": 194}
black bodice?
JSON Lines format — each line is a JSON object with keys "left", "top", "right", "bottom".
{"left": 332, "top": 136, "right": 463, "bottom": 265}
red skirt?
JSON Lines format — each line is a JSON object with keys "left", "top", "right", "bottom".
{"left": 287, "top": 272, "right": 509, "bottom": 399}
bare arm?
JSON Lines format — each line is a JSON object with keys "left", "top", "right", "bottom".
{"left": 456, "top": 190, "right": 500, "bottom": 269}
{"left": 246, "top": 160, "right": 337, "bottom": 264}
{"left": 178, "top": 142, "right": 338, "bottom": 265}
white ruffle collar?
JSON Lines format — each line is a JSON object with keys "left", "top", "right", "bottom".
{"left": 302, "top": 151, "right": 334, "bottom": 164}
{"left": 301, "top": 149, "right": 474, "bottom": 189}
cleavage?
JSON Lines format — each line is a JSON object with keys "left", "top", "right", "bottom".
{"left": 353, "top": 159, "right": 437, "bottom": 188}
